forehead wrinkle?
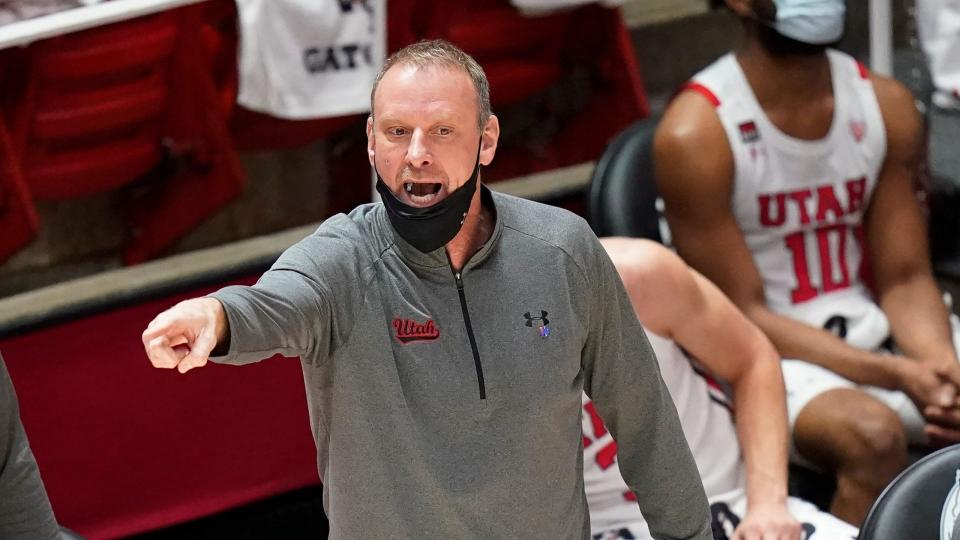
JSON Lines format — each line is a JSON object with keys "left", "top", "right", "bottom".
{"left": 376, "top": 100, "right": 470, "bottom": 129}
{"left": 374, "top": 64, "right": 480, "bottom": 124}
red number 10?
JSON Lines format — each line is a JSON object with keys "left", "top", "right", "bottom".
{"left": 785, "top": 224, "right": 851, "bottom": 304}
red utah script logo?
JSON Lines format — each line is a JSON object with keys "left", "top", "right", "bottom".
{"left": 392, "top": 317, "right": 440, "bottom": 344}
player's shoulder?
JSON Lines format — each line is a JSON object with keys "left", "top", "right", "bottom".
{"left": 868, "top": 71, "right": 918, "bottom": 117}
{"left": 658, "top": 88, "right": 727, "bottom": 147}
{"left": 655, "top": 87, "right": 732, "bottom": 178}
{"left": 826, "top": 47, "right": 910, "bottom": 111}
{"left": 601, "top": 238, "right": 689, "bottom": 296}
{"left": 654, "top": 89, "right": 734, "bottom": 198}
{"left": 600, "top": 238, "right": 698, "bottom": 336}
{"left": 656, "top": 52, "right": 735, "bottom": 149}
{"left": 602, "top": 237, "right": 683, "bottom": 279}
{"left": 865, "top": 71, "right": 921, "bottom": 150}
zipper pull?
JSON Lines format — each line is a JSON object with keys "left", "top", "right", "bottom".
{"left": 455, "top": 272, "right": 464, "bottom": 290}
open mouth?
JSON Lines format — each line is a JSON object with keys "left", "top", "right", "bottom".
{"left": 403, "top": 182, "right": 443, "bottom": 206}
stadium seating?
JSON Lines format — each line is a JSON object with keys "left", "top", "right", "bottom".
{"left": 1, "top": 5, "right": 244, "bottom": 265}
{"left": 0, "top": 59, "right": 39, "bottom": 263}
{"left": 412, "top": 0, "right": 649, "bottom": 182}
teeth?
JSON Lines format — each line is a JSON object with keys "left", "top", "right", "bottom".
{"left": 405, "top": 183, "right": 412, "bottom": 192}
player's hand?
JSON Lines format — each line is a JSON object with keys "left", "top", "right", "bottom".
{"left": 926, "top": 357, "right": 960, "bottom": 392}
{"left": 732, "top": 502, "right": 802, "bottom": 540}
{"left": 896, "top": 358, "right": 960, "bottom": 445}
{"left": 142, "top": 297, "right": 227, "bottom": 374}
{"left": 923, "top": 419, "right": 960, "bottom": 447}
{"left": 913, "top": 356, "right": 960, "bottom": 445}
{"left": 897, "top": 357, "right": 957, "bottom": 412}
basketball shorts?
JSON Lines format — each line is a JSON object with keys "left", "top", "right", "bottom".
{"left": 783, "top": 313, "right": 960, "bottom": 466}
{"left": 590, "top": 488, "right": 858, "bottom": 539}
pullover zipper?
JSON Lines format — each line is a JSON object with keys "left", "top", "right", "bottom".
{"left": 454, "top": 272, "right": 486, "bottom": 399}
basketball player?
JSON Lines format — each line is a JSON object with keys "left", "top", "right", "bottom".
{"left": 586, "top": 238, "right": 857, "bottom": 540}
{"left": 654, "top": 0, "right": 960, "bottom": 525}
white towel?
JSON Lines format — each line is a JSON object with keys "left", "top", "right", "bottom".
{"left": 509, "top": 0, "right": 623, "bottom": 16}
{"left": 916, "top": 0, "right": 960, "bottom": 96}
{"left": 0, "top": 0, "right": 83, "bottom": 23}
{"left": 237, "top": 0, "right": 386, "bottom": 119}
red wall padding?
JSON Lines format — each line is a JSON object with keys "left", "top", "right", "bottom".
{"left": 1, "top": 277, "right": 320, "bottom": 539}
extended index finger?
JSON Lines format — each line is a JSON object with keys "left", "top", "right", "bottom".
{"left": 142, "top": 314, "right": 177, "bottom": 343}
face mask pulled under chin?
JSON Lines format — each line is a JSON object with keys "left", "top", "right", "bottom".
{"left": 375, "top": 143, "right": 482, "bottom": 253}
{"left": 767, "top": 0, "right": 845, "bottom": 45}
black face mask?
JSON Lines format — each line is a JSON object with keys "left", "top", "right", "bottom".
{"left": 375, "top": 141, "right": 482, "bottom": 253}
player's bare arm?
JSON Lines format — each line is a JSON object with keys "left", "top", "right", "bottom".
{"left": 656, "top": 89, "right": 933, "bottom": 393}
{"left": 602, "top": 238, "right": 801, "bottom": 540}
{"left": 867, "top": 74, "right": 959, "bottom": 370}
{"left": 866, "top": 74, "right": 960, "bottom": 436}
{"left": 142, "top": 298, "right": 229, "bottom": 374}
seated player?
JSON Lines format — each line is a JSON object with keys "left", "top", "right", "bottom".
{"left": 654, "top": 0, "right": 960, "bottom": 525}
{"left": 584, "top": 238, "right": 857, "bottom": 540}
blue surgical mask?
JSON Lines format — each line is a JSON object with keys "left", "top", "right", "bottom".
{"left": 770, "top": 0, "right": 845, "bottom": 45}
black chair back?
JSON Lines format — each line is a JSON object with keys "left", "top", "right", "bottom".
{"left": 859, "top": 444, "right": 960, "bottom": 540}
{"left": 587, "top": 115, "right": 664, "bottom": 241}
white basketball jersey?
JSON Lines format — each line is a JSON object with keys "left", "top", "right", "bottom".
{"left": 689, "top": 50, "right": 891, "bottom": 350}
{"left": 237, "top": 0, "right": 386, "bottom": 119}
{"left": 583, "top": 330, "right": 744, "bottom": 534}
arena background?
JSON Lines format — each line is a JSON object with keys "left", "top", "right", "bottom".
{"left": 0, "top": 1, "right": 957, "bottom": 538}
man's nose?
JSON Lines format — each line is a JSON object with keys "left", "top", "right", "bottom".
{"left": 405, "top": 130, "right": 432, "bottom": 168}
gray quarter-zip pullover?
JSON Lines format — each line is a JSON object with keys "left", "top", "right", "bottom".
{"left": 210, "top": 188, "right": 710, "bottom": 539}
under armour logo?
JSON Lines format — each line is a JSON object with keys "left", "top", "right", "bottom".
{"left": 523, "top": 311, "right": 551, "bottom": 338}
{"left": 523, "top": 311, "right": 549, "bottom": 326}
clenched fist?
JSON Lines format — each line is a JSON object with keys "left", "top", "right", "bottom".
{"left": 142, "top": 297, "right": 228, "bottom": 374}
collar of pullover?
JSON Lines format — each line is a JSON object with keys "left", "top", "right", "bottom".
{"left": 379, "top": 184, "right": 504, "bottom": 272}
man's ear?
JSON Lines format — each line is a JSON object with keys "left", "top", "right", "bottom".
{"left": 366, "top": 116, "right": 376, "bottom": 167}
{"left": 479, "top": 114, "right": 500, "bottom": 167}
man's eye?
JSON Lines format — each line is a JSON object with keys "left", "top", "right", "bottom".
{"left": 437, "top": 127, "right": 452, "bottom": 136}
{"left": 388, "top": 127, "right": 407, "bottom": 136}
